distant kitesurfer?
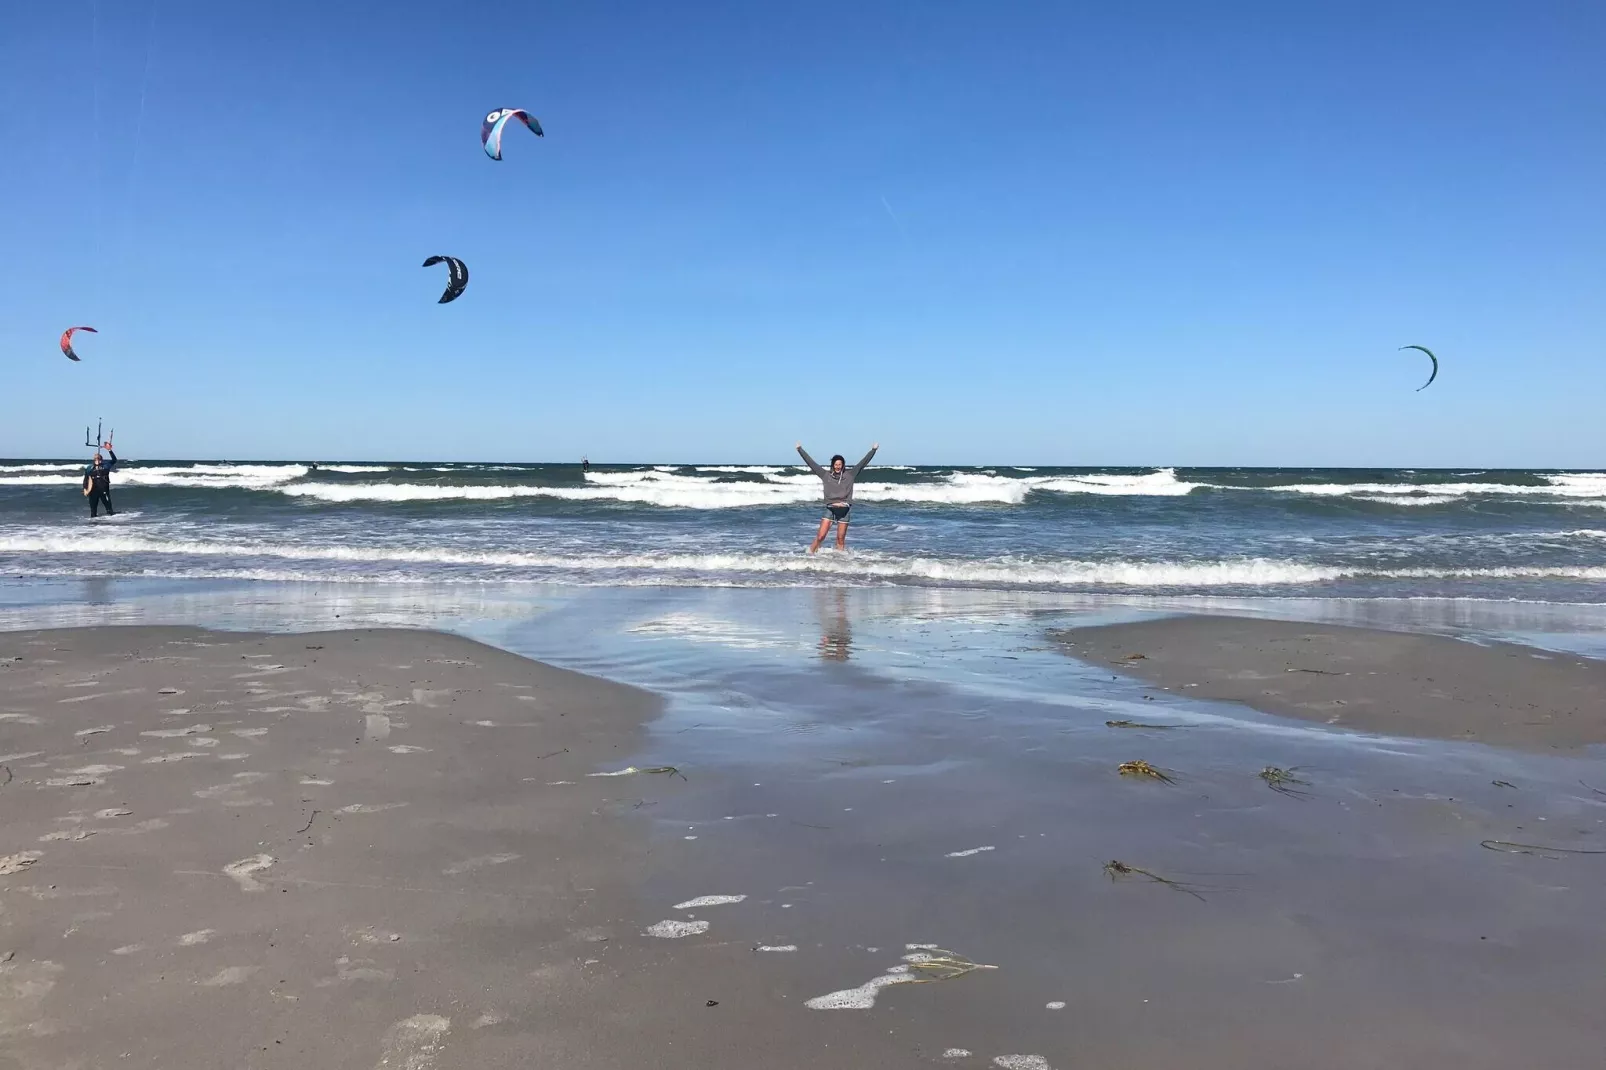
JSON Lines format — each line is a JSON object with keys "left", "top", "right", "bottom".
{"left": 82, "top": 445, "right": 118, "bottom": 518}
{"left": 582, "top": 457, "right": 590, "bottom": 473}
{"left": 796, "top": 441, "right": 877, "bottom": 553}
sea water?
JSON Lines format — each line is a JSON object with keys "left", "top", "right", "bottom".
{"left": 3, "top": 461, "right": 1604, "bottom": 602}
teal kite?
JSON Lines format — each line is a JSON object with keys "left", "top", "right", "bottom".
{"left": 1400, "top": 345, "right": 1438, "bottom": 391}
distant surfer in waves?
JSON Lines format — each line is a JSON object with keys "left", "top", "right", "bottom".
{"left": 582, "top": 457, "right": 589, "bottom": 473}
{"left": 796, "top": 441, "right": 877, "bottom": 553}
{"left": 82, "top": 444, "right": 118, "bottom": 518}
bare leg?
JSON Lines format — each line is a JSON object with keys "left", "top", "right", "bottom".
{"left": 808, "top": 518, "right": 832, "bottom": 553}
{"left": 835, "top": 522, "right": 849, "bottom": 550}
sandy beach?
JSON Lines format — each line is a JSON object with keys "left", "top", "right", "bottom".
{"left": 0, "top": 626, "right": 667, "bottom": 1069}
{"left": 4, "top": 603, "right": 1606, "bottom": 1069}
{"left": 1055, "top": 615, "right": 1606, "bottom": 750}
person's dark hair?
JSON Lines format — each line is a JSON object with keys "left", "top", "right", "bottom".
{"left": 830, "top": 454, "right": 845, "bottom": 467}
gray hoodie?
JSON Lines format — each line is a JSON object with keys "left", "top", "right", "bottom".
{"left": 798, "top": 446, "right": 877, "bottom": 505}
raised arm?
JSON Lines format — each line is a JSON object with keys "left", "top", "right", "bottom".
{"left": 852, "top": 443, "right": 879, "bottom": 475}
{"left": 796, "top": 443, "right": 826, "bottom": 478}
{"left": 102, "top": 448, "right": 117, "bottom": 470}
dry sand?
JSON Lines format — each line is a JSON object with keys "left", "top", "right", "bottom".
{"left": 1056, "top": 615, "right": 1606, "bottom": 750}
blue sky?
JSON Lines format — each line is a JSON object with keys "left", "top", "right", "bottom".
{"left": 2, "top": 0, "right": 1601, "bottom": 465}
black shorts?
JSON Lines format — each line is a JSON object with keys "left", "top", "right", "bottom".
{"left": 822, "top": 503, "right": 851, "bottom": 524}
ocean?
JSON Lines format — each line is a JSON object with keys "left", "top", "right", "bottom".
{"left": 3, "top": 460, "right": 1604, "bottom": 603}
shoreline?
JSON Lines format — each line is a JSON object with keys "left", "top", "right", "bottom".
{"left": 1054, "top": 614, "right": 1606, "bottom": 750}
{"left": 6, "top": 611, "right": 1606, "bottom": 1068}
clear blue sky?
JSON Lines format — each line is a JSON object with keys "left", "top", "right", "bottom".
{"left": 2, "top": 0, "right": 1601, "bottom": 466}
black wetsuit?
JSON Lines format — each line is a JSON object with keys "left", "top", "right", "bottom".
{"left": 83, "top": 450, "right": 117, "bottom": 517}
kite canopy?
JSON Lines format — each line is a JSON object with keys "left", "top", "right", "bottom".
{"left": 480, "top": 108, "right": 543, "bottom": 161}
{"left": 1400, "top": 345, "right": 1438, "bottom": 391}
{"left": 60, "top": 326, "right": 97, "bottom": 362}
{"left": 422, "top": 256, "right": 469, "bottom": 304}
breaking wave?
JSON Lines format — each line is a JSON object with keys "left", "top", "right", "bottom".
{"left": 6, "top": 532, "right": 1606, "bottom": 590}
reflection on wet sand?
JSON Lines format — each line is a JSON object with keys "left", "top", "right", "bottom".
{"left": 815, "top": 588, "right": 853, "bottom": 662}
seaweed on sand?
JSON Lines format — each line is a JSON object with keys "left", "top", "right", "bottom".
{"left": 1103, "top": 860, "right": 1206, "bottom": 901}
{"left": 1258, "top": 766, "right": 1310, "bottom": 798}
{"left": 1117, "top": 760, "right": 1176, "bottom": 784}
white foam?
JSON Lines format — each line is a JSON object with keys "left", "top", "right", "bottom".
{"left": 1030, "top": 467, "right": 1201, "bottom": 497}
{"left": 317, "top": 465, "right": 392, "bottom": 473}
{"left": 672, "top": 895, "right": 747, "bottom": 909}
{"left": 645, "top": 919, "right": 710, "bottom": 939}
{"left": 994, "top": 1057, "right": 1055, "bottom": 1070}
{"left": 1263, "top": 473, "right": 1606, "bottom": 501}
{"left": 266, "top": 468, "right": 1196, "bottom": 507}
{"left": 8, "top": 531, "right": 1606, "bottom": 589}
{"left": 804, "top": 968, "right": 916, "bottom": 1009}
{"left": 756, "top": 945, "right": 797, "bottom": 952}
{"left": 945, "top": 845, "right": 995, "bottom": 858}
{"left": 807, "top": 947, "right": 992, "bottom": 1010}
{"left": 0, "top": 462, "right": 86, "bottom": 473}
{"left": 0, "top": 463, "right": 307, "bottom": 490}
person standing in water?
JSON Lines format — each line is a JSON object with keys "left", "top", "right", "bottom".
{"left": 796, "top": 441, "right": 877, "bottom": 553}
{"left": 82, "top": 444, "right": 118, "bottom": 518}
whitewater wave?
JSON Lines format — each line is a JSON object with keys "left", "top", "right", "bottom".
{"left": 276, "top": 473, "right": 1034, "bottom": 507}
{"left": 5, "top": 463, "right": 1605, "bottom": 510}
{"left": 6, "top": 532, "right": 1606, "bottom": 590}
{"left": 272, "top": 468, "right": 1207, "bottom": 507}
{"left": 0, "top": 463, "right": 87, "bottom": 474}
{"left": 0, "top": 463, "right": 308, "bottom": 490}
{"left": 1263, "top": 473, "right": 1606, "bottom": 501}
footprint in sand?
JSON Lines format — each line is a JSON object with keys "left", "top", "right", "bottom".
{"left": 0, "top": 852, "right": 42, "bottom": 876}
{"left": 375, "top": 1014, "right": 451, "bottom": 1070}
{"left": 314, "top": 956, "right": 395, "bottom": 986}
{"left": 141, "top": 724, "right": 211, "bottom": 739}
{"left": 199, "top": 966, "right": 258, "bottom": 987}
{"left": 442, "top": 853, "right": 519, "bottom": 876}
{"left": 223, "top": 854, "right": 275, "bottom": 892}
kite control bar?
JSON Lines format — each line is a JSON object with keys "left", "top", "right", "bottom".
{"left": 83, "top": 418, "right": 113, "bottom": 449}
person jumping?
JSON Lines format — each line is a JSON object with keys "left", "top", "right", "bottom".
{"left": 796, "top": 441, "right": 877, "bottom": 553}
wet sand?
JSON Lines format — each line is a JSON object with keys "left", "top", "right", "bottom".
{"left": 5, "top": 616, "right": 1606, "bottom": 1069}
{"left": 1056, "top": 615, "right": 1606, "bottom": 750}
{"left": 0, "top": 626, "right": 668, "bottom": 1069}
